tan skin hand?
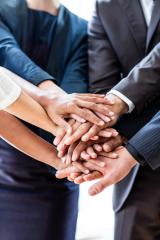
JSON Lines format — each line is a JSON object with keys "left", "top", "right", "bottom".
{"left": 55, "top": 135, "right": 123, "bottom": 180}
{"left": 39, "top": 93, "right": 115, "bottom": 134}
{"left": 54, "top": 93, "right": 128, "bottom": 157}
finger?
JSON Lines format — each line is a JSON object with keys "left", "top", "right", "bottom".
{"left": 88, "top": 176, "right": 111, "bottom": 196}
{"left": 64, "top": 122, "right": 91, "bottom": 145}
{"left": 86, "top": 147, "right": 97, "bottom": 159}
{"left": 99, "top": 151, "right": 119, "bottom": 159}
{"left": 98, "top": 129, "right": 119, "bottom": 138}
{"left": 84, "top": 158, "right": 106, "bottom": 168}
{"left": 70, "top": 114, "right": 86, "bottom": 123}
{"left": 67, "top": 176, "right": 74, "bottom": 182}
{"left": 90, "top": 136, "right": 99, "bottom": 141}
{"left": 80, "top": 151, "right": 90, "bottom": 160}
{"left": 54, "top": 119, "right": 75, "bottom": 146}
{"left": 75, "top": 93, "right": 105, "bottom": 98}
{"left": 53, "top": 128, "right": 66, "bottom": 146}
{"left": 56, "top": 166, "right": 77, "bottom": 179}
{"left": 69, "top": 104, "right": 105, "bottom": 126}
{"left": 95, "top": 112, "right": 111, "bottom": 123}
{"left": 81, "top": 125, "right": 100, "bottom": 142}
{"left": 103, "top": 136, "right": 122, "bottom": 152}
{"left": 70, "top": 172, "right": 82, "bottom": 180}
{"left": 65, "top": 142, "right": 78, "bottom": 165}
{"left": 72, "top": 141, "right": 90, "bottom": 162}
{"left": 75, "top": 94, "right": 114, "bottom": 105}
{"left": 53, "top": 115, "right": 72, "bottom": 134}
{"left": 72, "top": 162, "right": 90, "bottom": 174}
{"left": 57, "top": 142, "right": 69, "bottom": 158}
{"left": 93, "top": 144, "right": 103, "bottom": 152}
{"left": 57, "top": 121, "right": 81, "bottom": 156}
{"left": 76, "top": 100, "right": 115, "bottom": 118}
{"left": 74, "top": 174, "right": 87, "bottom": 184}
{"left": 83, "top": 171, "right": 102, "bottom": 182}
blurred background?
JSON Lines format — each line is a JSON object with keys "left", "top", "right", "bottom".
{"left": 60, "top": 1, "right": 114, "bottom": 239}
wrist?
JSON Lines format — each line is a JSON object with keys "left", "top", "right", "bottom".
{"left": 107, "top": 94, "right": 128, "bottom": 116}
{"left": 124, "top": 148, "right": 138, "bottom": 168}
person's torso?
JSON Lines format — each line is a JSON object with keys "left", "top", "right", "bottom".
{"left": 97, "top": 0, "right": 160, "bottom": 138}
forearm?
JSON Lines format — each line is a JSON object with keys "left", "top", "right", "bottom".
{"left": 0, "top": 68, "right": 62, "bottom": 135}
{"left": 5, "top": 90, "right": 59, "bottom": 136}
{"left": 1, "top": 67, "right": 66, "bottom": 104}
{"left": 0, "top": 111, "right": 62, "bottom": 169}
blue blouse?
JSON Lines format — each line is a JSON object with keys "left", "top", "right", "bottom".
{"left": 27, "top": 9, "right": 57, "bottom": 69}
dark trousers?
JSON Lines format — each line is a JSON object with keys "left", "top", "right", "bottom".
{"left": 114, "top": 166, "right": 160, "bottom": 240}
{"left": 0, "top": 145, "right": 79, "bottom": 240}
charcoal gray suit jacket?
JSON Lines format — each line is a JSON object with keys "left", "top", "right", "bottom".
{"left": 89, "top": 0, "right": 160, "bottom": 212}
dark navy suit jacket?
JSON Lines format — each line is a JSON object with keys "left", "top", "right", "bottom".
{"left": 0, "top": 1, "right": 88, "bottom": 239}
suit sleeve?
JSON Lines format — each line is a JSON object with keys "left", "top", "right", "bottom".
{"left": 126, "top": 111, "right": 160, "bottom": 170}
{"left": 113, "top": 43, "right": 160, "bottom": 112}
{"left": 60, "top": 23, "right": 88, "bottom": 94}
{"left": 0, "top": 20, "right": 55, "bottom": 86}
{"left": 88, "top": 1, "right": 121, "bottom": 94}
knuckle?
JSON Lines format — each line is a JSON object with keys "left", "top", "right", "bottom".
{"left": 67, "top": 102, "right": 75, "bottom": 109}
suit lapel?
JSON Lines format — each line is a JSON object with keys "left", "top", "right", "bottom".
{"left": 118, "top": 0, "right": 147, "bottom": 56}
{"left": 146, "top": 0, "right": 160, "bottom": 50}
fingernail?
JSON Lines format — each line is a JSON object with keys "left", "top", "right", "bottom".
{"left": 113, "top": 153, "right": 118, "bottom": 158}
{"left": 106, "top": 132, "right": 112, "bottom": 137}
{"left": 64, "top": 139, "right": 70, "bottom": 145}
{"left": 100, "top": 162, "right": 105, "bottom": 167}
{"left": 89, "top": 189, "right": 97, "bottom": 196}
{"left": 67, "top": 128, "right": 72, "bottom": 134}
{"left": 72, "top": 156, "right": 77, "bottom": 162}
{"left": 113, "top": 131, "right": 119, "bottom": 136}
{"left": 108, "top": 112, "right": 114, "bottom": 117}
{"left": 92, "top": 153, "right": 97, "bottom": 158}
{"left": 82, "top": 136, "right": 87, "bottom": 142}
{"left": 104, "top": 146, "right": 110, "bottom": 152}
{"left": 58, "top": 152, "right": 63, "bottom": 158}
{"left": 81, "top": 119, "right": 86, "bottom": 123}
{"left": 104, "top": 117, "right": 111, "bottom": 123}
{"left": 53, "top": 139, "right": 58, "bottom": 145}
{"left": 99, "top": 121, "right": 105, "bottom": 126}
{"left": 85, "top": 169, "right": 90, "bottom": 174}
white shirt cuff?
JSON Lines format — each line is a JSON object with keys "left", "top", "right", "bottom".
{"left": 107, "top": 90, "right": 135, "bottom": 113}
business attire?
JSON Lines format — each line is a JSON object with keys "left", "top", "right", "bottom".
{"left": 89, "top": 0, "right": 160, "bottom": 239}
{"left": 0, "top": 71, "right": 21, "bottom": 110}
{"left": 0, "top": 1, "right": 88, "bottom": 240}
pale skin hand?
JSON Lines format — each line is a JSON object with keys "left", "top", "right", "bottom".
{"left": 57, "top": 128, "right": 120, "bottom": 163}
{"left": 83, "top": 147, "right": 137, "bottom": 196}
{"left": 1, "top": 68, "right": 115, "bottom": 134}
{"left": 55, "top": 135, "right": 123, "bottom": 179}
{"left": 56, "top": 147, "right": 137, "bottom": 196}
{"left": 0, "top": 111, "right": 88, "bottom": 173}
{"left": 54, "top": 93, "right": 128, "bottom": 154}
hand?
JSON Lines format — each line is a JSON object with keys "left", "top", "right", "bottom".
{"left": 39, "top": 93, "right": 115, "bottom": 133}
{"left": 83, "top": 147, "right": 137, "bottom": 196}
{"left": 80, "top": 131, "right": 122, "bottom": 160}
{"left": 53, "top": 93, "right": 127, "bottom": 145}
{"left": 56, "top": 134, "right": 123, "bottom": 178}
{"left": 59, "top": 130, "right": 120, "bottom": 162}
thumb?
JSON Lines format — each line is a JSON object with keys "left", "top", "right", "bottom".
{"left": 56, "top": 167, "right": 75, "bottom": 179}
{"left": 88, "top": 176, "right": 111, "bottom": 196}
{"left": 53, "top": 115, "right": 72, "bottom": 134}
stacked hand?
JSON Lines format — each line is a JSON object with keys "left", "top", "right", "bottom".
{"left": 40, "top": 90, "right": 137, "bottom": 195}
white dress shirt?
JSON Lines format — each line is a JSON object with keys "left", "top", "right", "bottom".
{"left": 0, "top": 71, "right": 21, "bottom": 110}
{"left": 108, "top": 0, "right": 155, "bottom": 113}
